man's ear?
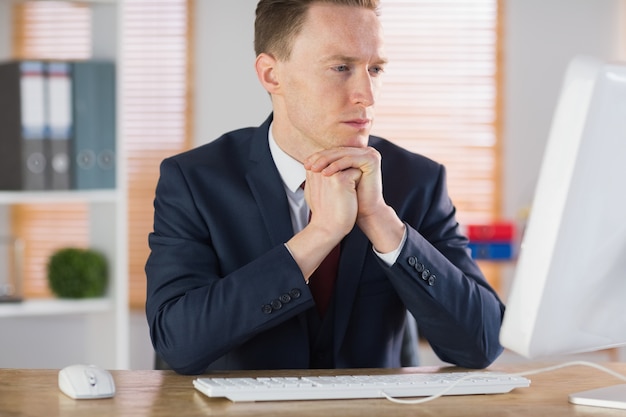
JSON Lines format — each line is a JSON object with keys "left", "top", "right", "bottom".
{"left": 255, "top": 53, "right": 280, "bottom": 94}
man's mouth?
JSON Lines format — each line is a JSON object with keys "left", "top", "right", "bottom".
{"left": 344, "top": 118, "right": 371, "bottom": 130}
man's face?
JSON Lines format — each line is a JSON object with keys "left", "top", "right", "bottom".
{"left": 272, "top": 3, "right": 387, "bottom": 157}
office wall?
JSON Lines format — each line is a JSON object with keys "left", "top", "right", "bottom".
{"left": 0, "top": 1, "right": 10, "bottom": 60}
{"left": 193, "top": 0, "right": 271, "bottom": 145}
{"left": 502, "top": 0, "right": 625, "bottom": 220}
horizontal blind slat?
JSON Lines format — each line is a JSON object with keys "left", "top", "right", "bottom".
{"left": 376, "top": 0, "right": 499, "bottom": 224}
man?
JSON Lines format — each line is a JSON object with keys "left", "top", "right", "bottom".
{"left": 145, "top": 0, "right": 505, "bottom": 375}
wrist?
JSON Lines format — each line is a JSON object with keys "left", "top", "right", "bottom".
{"left": 287, "top": 223, "right": 343, "bottom": 280}
{"left": 357, "top": 205, "right": 405, "bottom": 253}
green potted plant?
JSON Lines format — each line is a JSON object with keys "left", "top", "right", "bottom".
{"left": 47, "top": 247, "right": 108, "bottom": 299}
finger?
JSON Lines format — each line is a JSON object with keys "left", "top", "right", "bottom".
{"left": 304, "top": 147, "right": 352, "bottom": 171}
{"left": 305, "top": 148, "right": 370, "bottom": 175}
{"left": 340, "top": 167, "right": 363, "bottom": 186}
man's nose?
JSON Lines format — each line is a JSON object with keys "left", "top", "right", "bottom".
{"left": 351, "top": 70, "right": 376, "bottom": 107}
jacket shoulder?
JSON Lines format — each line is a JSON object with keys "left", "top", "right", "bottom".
{"left": 369, "top": 135, "right": 443, "bottom": 176}
{"left": 169, "top": 126, "right": 258, "bottom": 165}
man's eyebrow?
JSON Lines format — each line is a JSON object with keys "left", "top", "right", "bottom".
{"left": 320, "top": 54, "right": 389, "bottom": 65}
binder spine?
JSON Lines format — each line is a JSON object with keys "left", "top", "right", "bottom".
{"left": 464, "top": 221, "right": 517, "bottom": 261}
{"left": 0, "top": 62, "right": 23, "bottom": 190}
{"left": 20, "top": 61, "right": 48, "bottom": 190}
{"left": 468, "top": 242, "right": 514, "bottom": 260}
{"left": 72, "top": 61, "right": 116, "bottom": 190}
{"left": 0, "top": 61, "right": 49, "bottom": 190}
{"left": 465, "top": 223, "right": 515, "bottom": 241}
{"left": 46, "top": 61, "right": 73, "bottom": 190}
{"left": 0, "top": 59, "right": 115, "bottom": 191}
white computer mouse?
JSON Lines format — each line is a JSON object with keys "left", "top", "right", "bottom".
{"left": 58, "top": 364, "right": 116, "bottom": 399}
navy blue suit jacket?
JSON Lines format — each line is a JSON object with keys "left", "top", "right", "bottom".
{"left": 145, "top": 115, "right": 505, "bottom": 374}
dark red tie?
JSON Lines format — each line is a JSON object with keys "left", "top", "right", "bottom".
{"left": 301, "top": 181, "right": 340, "bottom": 317}
{"left": 309, "top": 241, "right": 340, "bottom": 317}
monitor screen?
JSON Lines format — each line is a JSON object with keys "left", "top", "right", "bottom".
{"left": 499, "top": 55, "right": 626, "bottom": 410}
{"left": 500, "top": 55, "right": 626, "bottom": 359}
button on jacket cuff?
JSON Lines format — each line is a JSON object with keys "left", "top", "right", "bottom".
{"left": 261, "top": 288, "right": 303, "bottom": 314}
{"left": 406, "top": 255, "right": 437, "bottom": 286}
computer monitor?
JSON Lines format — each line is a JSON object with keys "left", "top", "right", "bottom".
{"left": 499, "top": 55, "right": 626, "bottom": 409}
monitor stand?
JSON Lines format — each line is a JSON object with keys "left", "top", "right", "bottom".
{"left": 569, "top": 384, "right": 626, "bottom": 410}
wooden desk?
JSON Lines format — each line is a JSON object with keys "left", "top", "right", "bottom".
{"left": 1, "top": 363, "right": 626, "bottom": 416}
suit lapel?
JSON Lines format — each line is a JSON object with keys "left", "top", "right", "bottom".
{"left": 245, "top": 116, "right": 295, "bottom": 246}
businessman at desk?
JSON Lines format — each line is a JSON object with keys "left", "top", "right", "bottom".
{"left": 145, "top": 0, "right": 505, "bottom": 375}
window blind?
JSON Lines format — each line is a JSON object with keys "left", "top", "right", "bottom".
{"left": 120, "top": 0, "right": 193, "bottom": 308}
{"left": 375, "top": 0, "right": 502, "bottom": 225}
{"left": 12, "top": 1, "right": 91, "bottom": 60}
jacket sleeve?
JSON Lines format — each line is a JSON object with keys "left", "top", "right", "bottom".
{"left": 145, "top": 157, "right": 313, "bottom": 374}
{"left": 382, "top": 164, "right": 505, "bottom": 369}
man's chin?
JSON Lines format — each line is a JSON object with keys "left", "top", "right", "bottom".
{"left": 342, "top": 136, "right": 370, "bottom": 148}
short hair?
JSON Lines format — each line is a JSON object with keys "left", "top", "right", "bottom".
{"left": 254, "top": 0, "right": 380, "bottom": 60}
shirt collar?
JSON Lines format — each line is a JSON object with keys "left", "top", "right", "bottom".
{"left": 268, "top": 122, "right": 306, "bottom": 193}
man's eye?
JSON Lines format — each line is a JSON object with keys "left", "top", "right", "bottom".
{"left": 370, "top": 66, "right": 385, "bottom": 75}
{"left": 334, "top": 65, "right": 350, "bottom": 72}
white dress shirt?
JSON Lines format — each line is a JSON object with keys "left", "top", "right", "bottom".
{"left": 267, "top": 124, "right": 405, "bottom": 266}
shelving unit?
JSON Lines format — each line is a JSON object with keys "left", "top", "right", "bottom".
{"left": 0, "top": 0, "right": 129, "bottom": 370}
{"left": 0, "top": 190, "right": 118, "bottom": 205}
{"left": 0, "top": 187, "right": 129, "bottom": 371}
{"left": 0, "top": 298, "right": 112, "bottom": 318}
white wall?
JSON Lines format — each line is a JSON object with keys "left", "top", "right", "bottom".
{"left": 502, "top": 0, "right": 625, "bottom": 219}
{"left": 193, "top": 0, "right": 271, "bottom": 145}
{"left": 0, "top": 1, "right": 11, "bottom": 60}
{"left": 91, "top": 2, "right": 118, "bottom": 60}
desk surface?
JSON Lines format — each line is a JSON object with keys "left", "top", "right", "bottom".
{"left": 1, "top": 362, "right": 626, "bottom": 416}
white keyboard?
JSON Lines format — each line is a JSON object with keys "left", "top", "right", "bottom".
{"left": 193, "top": 371, "right": 530, "bottom": 402}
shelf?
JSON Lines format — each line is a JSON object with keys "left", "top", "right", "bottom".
{"left": 0, "top": 0, "right": 128, "bottom": 370}
{"left": 0, "top": 298, "right": 112, "bottom": 318}
{"left": 0, "top": 190, "right": 118, "bottom": 205}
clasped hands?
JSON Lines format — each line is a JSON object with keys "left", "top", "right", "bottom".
{"left": 303, "top": 146, "right": 384, "bottom": 240}
{"left": 288, "top": 146, "right": 405, "bottom": 280}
